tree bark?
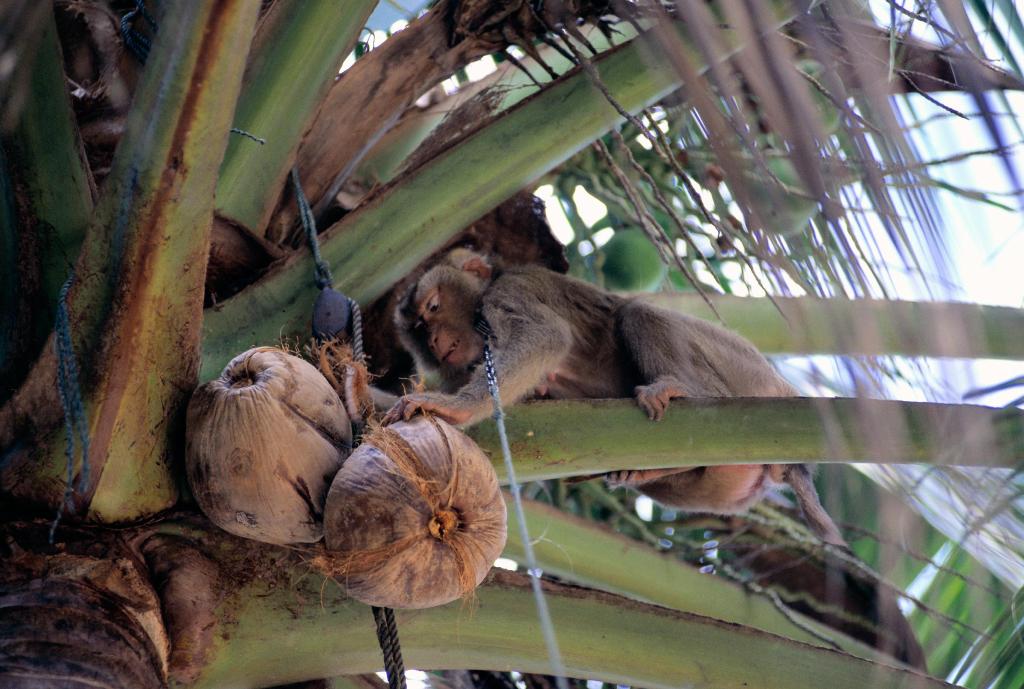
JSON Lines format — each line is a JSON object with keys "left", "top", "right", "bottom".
{"left": 264, "top": 0, "right": 495, "bottom": 243}
{"left": 0, "top": 522, "right": 169, "bottom": 689}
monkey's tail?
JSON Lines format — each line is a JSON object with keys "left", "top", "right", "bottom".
{"left": 785, "top": 464, "right": 847, "bottom": 547}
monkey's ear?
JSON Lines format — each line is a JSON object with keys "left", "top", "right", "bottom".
{"left": 459, "top": 255, "right": 493, "bottom": 281}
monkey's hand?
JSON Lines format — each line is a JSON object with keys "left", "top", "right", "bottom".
{"left": 382, "top": 392, "right": 478, "bottom": 426}
{"left": 635, "top": 379, "right": 687, "bottom": 421}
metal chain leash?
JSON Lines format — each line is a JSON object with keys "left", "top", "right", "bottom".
{"left": 482, "top": 338, "right": 570, "bottom": 689}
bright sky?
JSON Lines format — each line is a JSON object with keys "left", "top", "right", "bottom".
{"left": 535, "top": 86, "right": 1024, "bottom": 409}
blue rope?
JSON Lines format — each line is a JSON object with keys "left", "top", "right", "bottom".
{"left": 291, "top": 167, "right": 334, "bottom": 290}
{"left": 293, "top": 165, "right": 364, "bottom": 356}
{"left": 120, "top": 0, "right": 158, "bottom": 64}
{"left": 50, "top": 273, "right": 91, "bottom": 543}
{"left": 292, "top": 167, "right": 364, "bottom": 360}
{"left": 483, "top": 342, "right": 570, "bottom": 689}
{"left": 230, "top": 128, "right": 266, "bottom": 145}
{"left": 293, "top": 165, "right": 363, "bottom": 354}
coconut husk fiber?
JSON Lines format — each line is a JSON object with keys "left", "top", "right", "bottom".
{"left": 305, "top": 337, "right": 374, "bottom": 424}
{"left": 319, "top": 416, "right": 506, "bottom": 609}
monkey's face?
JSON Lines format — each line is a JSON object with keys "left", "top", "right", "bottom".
{"left": 398, "top": 265, "right": 486, "bottom": 372}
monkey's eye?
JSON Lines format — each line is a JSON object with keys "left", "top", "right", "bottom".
{"left": 426, "top": 293, "right": 440, "bottom": 313}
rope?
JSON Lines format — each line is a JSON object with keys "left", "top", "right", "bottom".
{"left": 293, "top": 166, "right": 365, "bottom": 423}
{"left": 482, "top": 340, "right": 570, "bottom": 689}
{"left": 120, "top": 0, "right": 157, "bottom": 64}
{"left": 348, "top": 297, "right": 364, "bottom": 361}
{"left": 372, "top": 606, "right": 407, "bottom": 689}
{"left": 347, "top": 297, "right": 365, "bottom": 442}
{"left": 229, "top": 128, "right": 266, "bottom": 145}
{"left": 291, "top": 167, "right": 334, "bottom": 289}
{"left": 294, "top": 168, "right": 399, "bottom": 684}
{"left": 357, "top": 306, "right": 393, "bottom": 687}
{"left": 50, "top": 274, "right": 91, "bottom": 543}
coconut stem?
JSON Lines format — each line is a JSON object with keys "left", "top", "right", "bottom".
{"left": 428, "top": 508, "right": 460, "bottom": 541}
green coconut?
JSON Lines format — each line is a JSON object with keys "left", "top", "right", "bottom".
{"left": 796, "top": 59, "right": 842, "bottom": 135}
{"left": 601, "top": 229, "right": 668, "bottom": 291}
{"left": 764, "top": 157, "right": 819, "bottom": 235}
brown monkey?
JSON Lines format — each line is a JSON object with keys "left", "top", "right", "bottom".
{"left": 386, "top": 249, "right": 845, "bottom": 545}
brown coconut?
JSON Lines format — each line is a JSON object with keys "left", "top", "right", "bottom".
{"left": 186, "top": 347, "right": 352, "bottom": 544}
{"left": 322, "top": 417, "right": 507, "bottom": 609}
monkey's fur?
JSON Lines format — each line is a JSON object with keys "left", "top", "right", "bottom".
{"left": 387, "top": 249, "right": 845, "bottom": 545}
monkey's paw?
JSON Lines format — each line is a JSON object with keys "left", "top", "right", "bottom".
{"left": 382, "top": 393, "right": 474, "bottom": 426}
{"left": 605, "top": 468, "right": 685, "bottom": 487}
{"left": 634, "top": 381, "right": 686, "bottom": 421}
